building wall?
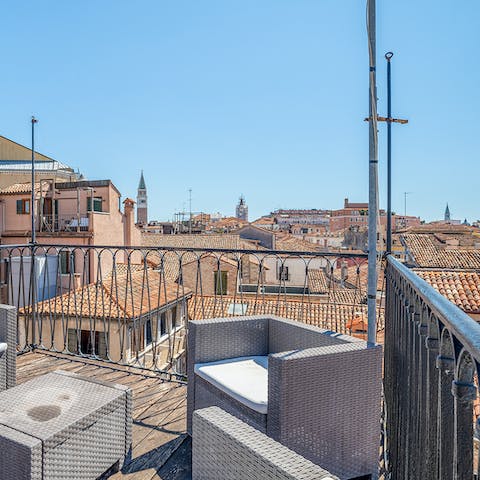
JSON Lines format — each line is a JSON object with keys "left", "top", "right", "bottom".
{"left": 19, "top": 303, "right": 185, "bottom": 364}
{"left": 238, "top": 225, "right": 275, "bottom": 249}
{"left": 0, "top": 182, "right": 144, "bottom": 283}
{"left": 181, "top": 256, "right": 239, "bottom": 296}
{"left": 263, "top": 256, "right": 330, "bottom": 286}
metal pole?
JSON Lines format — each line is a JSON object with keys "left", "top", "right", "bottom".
{"left": 386, "top": 52, "right": 393, "bottom": 254}
{"left": 30, "top": 116, "right": 38, "bottom": 348}
{"left": 367, "top": 0, "right": 378, "bottom": 346}
{"left": 188, "top": 188, "right": 192, "bottom": 234}
{"left": 31, "top": 116, "right": 38, "bottom": 244}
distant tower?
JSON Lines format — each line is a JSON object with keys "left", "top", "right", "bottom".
{"left": 137, "top": 171, "right": 148, "bottom": 225}
{"left": 444, "top": 203, "right": 451, "bottom": 222}
{"left": 236, "top": 195, "right": 248, "bottom": 221}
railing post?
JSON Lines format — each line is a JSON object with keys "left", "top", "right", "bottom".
{"left": 425, "top": 315, "right": 440, "bottom": 480}
{"left": 29, "top": 243, "right": 36, "bottom": 349}
{"left": 452, "top": 351, "right": 476, "bottom": 480}
{"left": 436, "top": 338, "right": 455, "bottom": 480}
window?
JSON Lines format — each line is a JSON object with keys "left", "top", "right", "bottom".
{"left": 67, "top": 329, "right": 107, "bottom": 359}
{"left": 227, "top": 303, "right": 248, "bottom": 315}
{"left": 86, "top": 196, "right": 102, "bottom": 212}
{"left": 158, "top": 311, "right": 167, "bottom": 336}
{"left": 214, "top": 271, "right": 228, "bottom": 295}
{"left": 59, "top": 251, "right": 74, "bottom": 274}
{"left": 171, "top": 306, "right": 177, "bottom": 329}
{"left": 16, "top": 199, "right": 30, "bottom": 215}
{"left": 145, "top": 318, "right": 153, "bottom": 346}
{"left": 277, "top": 265, "right": 289, "bottom": 281}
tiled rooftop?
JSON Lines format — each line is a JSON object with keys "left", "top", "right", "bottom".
{"left": 402, "top": 233, "right": 480, "bottom": 269}
{"left": 414, "top": 269, "right": 480, "bottom": 314}
{"left": 32, "top": 270, "right": 191, "bottom": 319}
{"left": 188, "top": 294, "right": 383, "bottom": 337}
{"left": 274, "top": 232, "right": 324, "bottom": 251}
{"left": 141, "top": 233, "right": 258, "bottom": 251}
{"left": 0, "top": 181, "right": 50, "bottom": 195}
{"left": 307, "top": 268, "right": 367, "bottom": 303}
{"left": 307, "top": 268, "right": 330, "bottom": 293}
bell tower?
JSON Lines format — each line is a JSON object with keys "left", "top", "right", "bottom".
{"left": 137, "top": 171, "right": 148, "bottom": 225}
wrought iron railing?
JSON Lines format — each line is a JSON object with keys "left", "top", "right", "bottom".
{"left": 384, "top": 255, "right": 480, "bottom": 479}
{"left": 0, "top": 243, "right": 379, "bottom": 380}
{"left": 39, "top": 214, "right": 90, "bottom": 233}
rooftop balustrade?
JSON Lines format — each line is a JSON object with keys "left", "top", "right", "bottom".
{"left": 1, "top": 242, "right": 476, "bottom": 478}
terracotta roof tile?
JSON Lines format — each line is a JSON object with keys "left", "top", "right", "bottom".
{"left": 188, "top": 295, "right": 384, "bottom": 336}
{"left": 0, "top": 182, "right": 49, "bottom": 195}
{"left": 274, "top": 233, "right": 323, "bottom": 252}
{"left": 31, "top": 270, "right": 191, "bottom": 319}
{"left": 141, "top": 233, "right": 261, "bottom": 250}
{"left": 414, "top": 269, "right": 480, "bottom": 313}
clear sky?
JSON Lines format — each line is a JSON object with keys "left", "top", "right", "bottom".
{"left": 1, "top": 1, "right": 478, "bottom": 222}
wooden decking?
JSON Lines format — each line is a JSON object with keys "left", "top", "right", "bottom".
{"left": 16, "top": 350, "right": 191, "bottom": 480}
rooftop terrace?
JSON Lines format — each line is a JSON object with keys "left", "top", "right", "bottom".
{"left": 1, "top": 242, "right": 479, "bottom": 478}
{"left": 17, "top": 351, "right": 190, "bottom": 480}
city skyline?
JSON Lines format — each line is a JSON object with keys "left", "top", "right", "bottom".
{"left": 0, "top": 1, "right": 478, "bottom": 223}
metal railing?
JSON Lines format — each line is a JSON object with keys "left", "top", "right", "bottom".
{"left": 384, "top": 255, "right": 480, "bottom": 479}
{"left": 0, "top": 243, "right": 378, "bottom": 380}
{"left": 39, "top": 214, "right": 90, "bottom": 233}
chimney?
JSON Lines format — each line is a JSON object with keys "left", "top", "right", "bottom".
{"left": 344, "top": 198, "right": 349, "bottom": 208}
{"left": 123, "top": 198, "right": 136, "bottom": 246}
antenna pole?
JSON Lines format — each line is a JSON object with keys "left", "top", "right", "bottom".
{"left": 386, "top": 52, "right": 393, "bottom": 254}
{"left": 31, "top": 116, "right": 38, "bottom": 244}
{"left": 367, "top": 0, "right": 378, "bottom": 346}
{"left": 188, "top": 188, "right": 192, "bottom": 234}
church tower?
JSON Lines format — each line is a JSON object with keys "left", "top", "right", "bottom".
{"left": 236, "top": 195, "right": 248, "bottom": 221}
{"left": 444, "top": 203, "right": 451, "bottom": 222}
{"left": 137, "top": 171, "right": 148, "bottom": 225}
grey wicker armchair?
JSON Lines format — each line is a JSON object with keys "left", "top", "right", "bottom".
{"left": 187, "top": 315, "right": 382, "bottom": 480}
{"left": 193, "top": 406, "right": 339, "bottom": 480}
{"left": 0, "top": 305, "right": 16, "bottom": 391}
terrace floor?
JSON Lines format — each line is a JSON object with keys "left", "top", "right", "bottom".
{"left": 16, "top": 350, "right": 191, "bottom": 480}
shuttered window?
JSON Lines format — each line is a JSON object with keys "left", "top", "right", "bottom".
{"left": 16, "top": 199, "right": 30, "bottom": 214}
{"left": 86, "top": 197, "right": 102, "bottom": 212}
{"left": 59, "top": 251, "right": 74, "bottom": 274}
{"left": 214, "top": 271, "right": 228, "bottom": 295}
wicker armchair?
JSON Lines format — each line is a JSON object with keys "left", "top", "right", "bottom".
{"left": 193, "top": 406, "right": 339, "bottom": 480}
{"left": 187, "top": 315, "right": 382, "bottom": 480}
{"left": 0, "top": 305, "right": 16, "bottom": 391}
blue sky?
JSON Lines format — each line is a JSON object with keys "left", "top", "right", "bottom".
{"left": 1, "top": 1, "right": 478, "bottom": 222}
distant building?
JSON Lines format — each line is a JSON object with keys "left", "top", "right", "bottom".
{"left": 434, "top": 203, "right": 461, "bottom": 225}
{"left": 137, "top": 171, "right": 148, "bottom": 225}
{"left": 235, "top": 195, "right": 248, "bottom": 221}
{"left": 0, "top": 134, "right": 81, "bottom": 189}
{"left": 444, "top": 203, "right": 451, "bottom": 222}
{"left": 142, "top": 221, "right": 174, "bottom": 235}
{"left": 0, "top": 179, "right": 143, "bottom": 289}
{"left": 392, "top": 214, "right": 422, "bottom": 231}
{"left": 330, "top": 198, "right": 386, "bottom": 232}
{"left": 270, "top": 209, "right": 329, "bottom": 231}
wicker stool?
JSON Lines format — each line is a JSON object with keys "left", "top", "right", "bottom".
{"left": 0, "top": 370, "right": 132, "bottom": 480}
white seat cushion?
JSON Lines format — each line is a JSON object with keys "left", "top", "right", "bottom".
{"left": 194, "top": 356, "right": 268, "bottom": 414}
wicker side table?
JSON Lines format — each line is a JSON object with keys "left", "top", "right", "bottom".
{"left": 0, "top": 370, "right": 132, "bottom": 480}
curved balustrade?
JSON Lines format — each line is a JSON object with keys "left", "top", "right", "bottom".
{"left": 385, "top": 255, "right": 480, "bottom": 479}
{"left": 0, "top": 243, "right": 376, "bottom": 381}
